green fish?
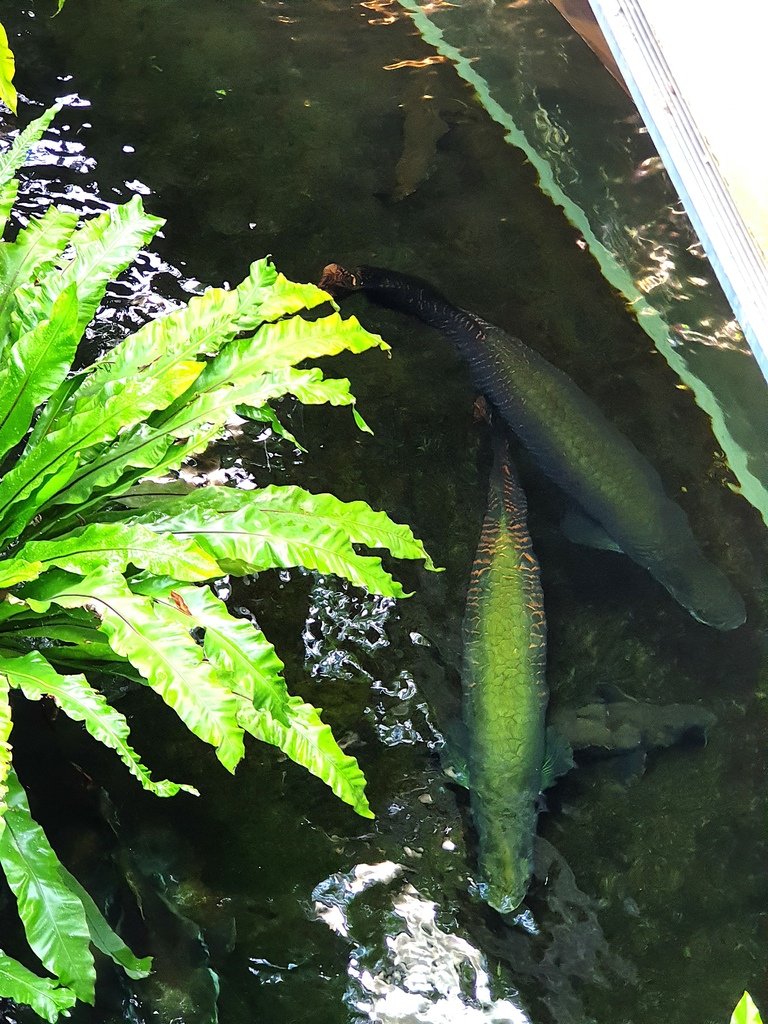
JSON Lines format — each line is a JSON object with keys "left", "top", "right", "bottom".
{"left": 462, "top": 427, "right": 549, "bottom": 913}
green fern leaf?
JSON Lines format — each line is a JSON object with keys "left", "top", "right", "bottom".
{"left": 34, "top": 426, "right": 184, "bottom": 521}
{"left": 57, "top": 864, "right": 152, "bottom": 980}
{"left": 18, "top": 621, "right": 129, "bottom": 662}
{"left": 246, "top": 485, "right": 438, "bottom": 569}
{"left": 72, "top": 256, "right": 283, "bottom": 405}
{"left": 147, "top": 501, "right": 405, "bottom": 595}
{"left": 33, "top": 575, "right": 372, "bottom": 816}
{"left": 238, "top": 698, "right": 373, "bottom": 818}
{"left": 0, "top": 179, "right": 19, "bottom": 237}
{"left": 186, "top": 310, "right": 387, "bottom": 400}
{"left": 0, "top": 284, "right": 79, "bottom": 460}
{"left": 0, "top": 207, "right": 80, "bottom": 343}
{"left": 122, "top": 484, "right": 437, "bottom": 592}
{"left": 13, "top": 195, "right": 165, "bottom": 338}
{"left": 0, "top": 769, "right": 95, "bottom": 1003}
{"left": 732, "top": 993, "right": 763, "bottom": 1024}
{"left": 234, "top": 401, "right": 306, "bottom": 449}
{"left": 237, "top": 367, "right": 372, "bottom": 432}
{"left": 42, "top": 374, "right": 285, "bottom": 516}
{"left": 0, "top": 23, "right": 16, "bottom": 115}
{"left": 3, "top": 651, "right": 197, "bottom": 798}
{"left": 23, "top": 369, "right": 89, "bottom": 452}
{"left": 0, "top": 557, "right": 43, "bottom": 587}
{"left": 0, "top": 105, "right": 60, "bottom": 192}
{"left": 34, "top": 368, "right": 367, "bottom": 524}
{"left": 233, "top": 262, "right": 332, "bottom": 328}
{"left": 158, "top": 584, "right": 291, "bottom": 724}
{"left": 0, "top": 357, "right": 205, "bottom": 542}
{"left": 17, "top": 520, "right": 221, "bottom": 581}
{"left": 2, "top": 267, "right": 385, "bottom": 537}
{"left": 0, "top": 671, "right": 11, "bottom": 829}
{"left": 72, "top": 286, "right": 238, "bottom": 405}
{"left": 113, "top": 479, "right": 197, "bottom": 507}
{"left": 0, "top": 952, "right": 77, "bottom": 1023}
{"left": 24, "top": 568, "right": 245, "bottom": 773}
{"left": 0, "top": 260, "right": 307, "bottom": 528}
{"left": 0, "top": 104, "right": 61, "bottom": 243}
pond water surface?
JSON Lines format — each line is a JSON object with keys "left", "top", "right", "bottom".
{"left": 2, "top": 3, "right": 767, "bottom": 1023}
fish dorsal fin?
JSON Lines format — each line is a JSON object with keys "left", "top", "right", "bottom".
{"left": 597, "top": 682, "right": 637, "bottom": 704}
{"left": 541, "top": 727, "right": 575, "bottom": 790}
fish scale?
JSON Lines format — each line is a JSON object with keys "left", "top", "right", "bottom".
{"left": 461, "top": 430, "right": 547, "bottom": 913}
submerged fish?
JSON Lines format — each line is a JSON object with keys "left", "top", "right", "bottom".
{"left": 391, "top": 71, "right": 450, "bottom": 202}
{"left": 319, "top": 263, "right": 746, "bottom": 631}
{"left": 549, "top": 685, "right": 717, "bottom": 778}
{"left": 461, "top": 426, "right": 549, "bottom": 914}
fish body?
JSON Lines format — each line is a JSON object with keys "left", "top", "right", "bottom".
{"left": 392, "top": 73, "right": 450, "bottom": 202}
{"left": 462, "top": 429, "right": 547, "bottom": 913}
{"left": 320, "top": 264, "right": 745, "bottom": 631}
{"left": 550, "top": 691, "right": 716, "bottom": 761}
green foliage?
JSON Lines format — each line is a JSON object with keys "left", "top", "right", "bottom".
{"left": 3, "top": 652, "right": 195, "bottom": 797}
{"left": 116, "top": 483, "right": 435, "bottom": 596}
{"left": 0, "top": 22, "right": 16, "bottom": 115}
{"left": 0, "top": 108, "right": 436, "bottom": 1019}
{"left": 0, "top": 953, "right": 76, "bottom": 1023}
{"left": 732, "top": 993, "right": 764, "bottom": 1024}
{"left": 0, "top": 770, "right": 95, "bottom": 1003}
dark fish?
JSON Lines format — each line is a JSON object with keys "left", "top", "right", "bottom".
{"left": 319, "top": 263, "right": 745, "bottom": 631}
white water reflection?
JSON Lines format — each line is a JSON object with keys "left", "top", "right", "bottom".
{"left": 313, "top": 863, "right": 530, "bottom": 1023}
{"left": 0, "top": 96, "right": 197, "bottom": 366}
{"left": 396, "top": 0, "right": 768, "bottom": 526}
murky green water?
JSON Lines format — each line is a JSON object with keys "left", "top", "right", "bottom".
{"left": 2, "top": 2, "right": 767, "bottom": 1023}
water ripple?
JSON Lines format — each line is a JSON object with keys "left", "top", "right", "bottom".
{"left": 312, "top": 864, "right": 530, "bottom": 1023}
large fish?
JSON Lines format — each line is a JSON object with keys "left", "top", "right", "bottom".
{"left": 461, "top": 426, "right": 548, "bottom": 913}
{"left": 320, "top": 263, "right": 746, "bottom": 631}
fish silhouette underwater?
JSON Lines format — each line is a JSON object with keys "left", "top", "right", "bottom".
{"left": 320, "top": 262, "right": 745, "bottom": 631}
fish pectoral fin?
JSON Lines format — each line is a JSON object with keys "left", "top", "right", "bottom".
{"left": 561, "top": 508, "right": 623, "bottom": 553}
{"left": 438, "top": 718, "right": 470, "bottom": 788}
{"left": 541, "top": 727, "right": 575, "bottom": 789}
{"left": 444, "top": 757, "right": 470, "bottom": 788}
{"left": 607, "top": 747, "right": 648, "bottom": 785}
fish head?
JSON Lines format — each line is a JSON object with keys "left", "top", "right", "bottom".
{"left": 471, "top": 861, "right": 530, "bottom": 916}
{"left": 319, "top": 263, "right": 362, "bottom": 296}
{"left": 471, "top": 811, "right": 534, "bottom": 916}
{"left": 687, "top": 588, "right": 746, "bottom": 632}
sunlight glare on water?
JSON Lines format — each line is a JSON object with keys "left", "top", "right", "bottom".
{"left": 313, "top": 864, "right": 530, "bottom": 1024}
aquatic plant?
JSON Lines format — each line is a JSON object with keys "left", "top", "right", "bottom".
{"left": 732, "top": 993, "right": 764, "bottom": 1024}
{"left": 0, "top": 106, "right": 435, "bottom": 1020}
{"left": 0, "top": 21, "right": 16, "bottom": 115}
